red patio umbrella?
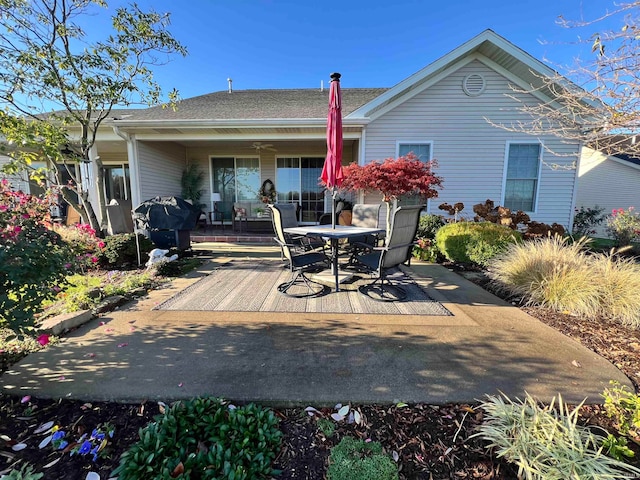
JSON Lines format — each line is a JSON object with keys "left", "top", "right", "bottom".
{"left": 321, "top": 72, "right": 344, "bottom": 229}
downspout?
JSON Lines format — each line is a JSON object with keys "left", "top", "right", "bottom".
{"left": 113, "top": 126, "right": 141, "bottom": 209}
{"left": 358, "top": 126, "right": 367, "bottom": 204}
{"left": 568, "top": 141, "right": 584, "bottom": 235}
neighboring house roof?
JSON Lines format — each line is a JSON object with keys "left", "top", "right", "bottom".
{"left": 612, "top": 152, "right": 640, "bottom": 168}
{"left": 121, "top": 88, "right": 388, "bottom": 121}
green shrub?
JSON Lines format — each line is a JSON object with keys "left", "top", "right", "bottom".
{"left": 0, "top": 464, "right": 43, "bottom": 480}
{"left": 0, "top": 181, "right": 74, "bottom": 331}
{"left": 435, "top": 221, "right": 521, "bottom": 266}
{"left": 475, "top": 392, "right": 640, "bottom": 480}
{"left": 573, "top": 205, "right": 606, "bottom": 237}
{"left": 603, "top": 381, "right": 640, "bottom": 439}
{"left": 606, "top": 207, "right": 640, "bottom": 247}
{"left": 327, "top": 437, "right": 398, "bottom": 480}
{"left": 416, "top": 214, "right": 445, "bottom": 240}
{"left": 98, "top": 233, "right": 153, "bottom": 268}
{"left": 112, "top": 397, "right": 282, "bottom": 480}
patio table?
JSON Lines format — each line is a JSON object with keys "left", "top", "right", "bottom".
{"left": 283, "top": 224, "right": 385, "bottom": 292}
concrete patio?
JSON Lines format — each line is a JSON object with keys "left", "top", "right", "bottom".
{"left": 0, "top": 243, "right": 631, "bottom": 406}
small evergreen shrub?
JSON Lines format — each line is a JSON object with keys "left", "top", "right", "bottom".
{"left": 112, "top": 397, "right": 282, "bottom": 480}
{"left": 435, "top": 222, "right": 521, "bottom": 266}
{"left": 475, "top": 392, "right": 640, "bottom": 480}
{"left": 98, "top": 233, "right": 153, "bottom": 268}
{"left": 416, "top": 214, "right": 445, "bottom": 239}
{"left": 327, "top": 437, "right": 398, "bottom": 480}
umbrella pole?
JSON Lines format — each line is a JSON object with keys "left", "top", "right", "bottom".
{"left": 331, "top": 187, "right": 337, "bottom": 229}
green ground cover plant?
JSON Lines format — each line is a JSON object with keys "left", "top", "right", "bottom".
{"left": 326, "top": 436, "right": 398, "bottom": 480}
{"left": 475, "top": 392, "right": 640, "bottom": 480}
{"left": 112, "top": 397, "right": 282, "bottom": 480}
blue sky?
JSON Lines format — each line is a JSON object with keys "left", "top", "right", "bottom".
{"left": 92, "top": 0, "right": 622, "bottom": 100}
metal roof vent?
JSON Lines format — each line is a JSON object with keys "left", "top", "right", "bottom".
{"left": 463, "top": 73, "right": 485, "bottom": 96}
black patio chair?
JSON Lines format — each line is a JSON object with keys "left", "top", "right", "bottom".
{"left": 342, "top": 203, "right": 383, "bottom": 270}
{"left": 351, "top": 205, "right": 423, "bottom": 301}
{"left": 269, "top": 204, "right": 330, "bottom": 298}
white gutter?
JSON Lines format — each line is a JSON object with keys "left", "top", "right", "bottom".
{"left": 112, "top": 117, "right": 370, "bottom": 129}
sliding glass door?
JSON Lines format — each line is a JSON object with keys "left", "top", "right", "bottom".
{"left": 210, "top": 157, "right": 260, "bottom": 217}
{"left": 276, "top": 157, "right": 325, "bottom": 223}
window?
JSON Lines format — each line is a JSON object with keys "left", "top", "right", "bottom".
{"left": 504, "top": 143, "right": 541, "bottom": 212}
{"left": 103, "top": 164, "right": 130, "bottom": 201}
{"left": 398, "top": 142, "right": 431, "bottom": 161}
{"left": 210, "top": 157, "right": 260, "bottom": 217}
{"left": 397, "top": 142, "right": 432, "bottom": 206}
{"left": 276, "top": 156, "right": 324, "bottom": 223}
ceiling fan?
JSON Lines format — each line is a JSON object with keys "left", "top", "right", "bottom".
{"left": 248, "top": 142, "right": 277, "bottom": 152}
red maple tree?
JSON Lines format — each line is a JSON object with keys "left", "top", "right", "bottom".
{"left": 341, "top": 153, "right": 443, "bottom": 202}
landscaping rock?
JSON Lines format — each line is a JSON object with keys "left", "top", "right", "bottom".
{"left": 92, "top": 295, "right": 128, "bottom": 314}
{"left": 39, "top": 310, "right": 93, "bottom": 335}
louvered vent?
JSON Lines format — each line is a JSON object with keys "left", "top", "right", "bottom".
{"left": 463, "top": 73, "right": 486, "bottom": 96}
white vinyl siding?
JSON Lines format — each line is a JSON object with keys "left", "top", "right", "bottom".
{"left": 503, "top": 143, "right": 541, "bottom": 212}
{"left": 137, "top": 141, "right": 186, "bottom": 201}
{"left": 362, "top": 60, "right": 579, "bottom": 227}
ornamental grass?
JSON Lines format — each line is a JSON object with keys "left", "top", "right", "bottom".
{"left": 475, "top": 392, "right": 640, "bottom": 480}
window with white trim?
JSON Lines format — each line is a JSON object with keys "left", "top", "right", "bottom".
{"left": 398, "top": 143, "right": 431, "bottom": 161}
{"left": 397, "top": 142, "right": 432, "bottom": 206}
{"left": 504, "top": 143, "right": 541, "bottom": 212}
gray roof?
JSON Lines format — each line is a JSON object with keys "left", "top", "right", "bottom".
{"left": 121, "top": 88, "right": 389, "bottom": 121}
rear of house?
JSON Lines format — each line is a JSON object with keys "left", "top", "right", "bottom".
{"left": 1, "top": 30, "right": 583, "bottom": 232}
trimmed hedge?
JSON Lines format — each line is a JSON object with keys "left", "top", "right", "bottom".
{"left": 435, "top": 222, "right": 522, "bottom": 266}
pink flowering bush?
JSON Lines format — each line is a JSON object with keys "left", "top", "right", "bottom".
{"left": 606, "top": 207, "right": 640, "bottom": 247}
{"left": 0, "top": 179, "right": 73, "bottom": 331}
{"left": 55, "top": 223, "right": 105, "bottom": 272}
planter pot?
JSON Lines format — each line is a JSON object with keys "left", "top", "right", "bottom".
{"left": 339, "top": 210, "right": 352, "bottom": 226}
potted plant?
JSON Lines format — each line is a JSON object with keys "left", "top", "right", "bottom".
{"left": 181, "top": 163, "right": 206, "bottom": 211}
{"left": 335, "top": 197, "right": 353, "bottom": 225}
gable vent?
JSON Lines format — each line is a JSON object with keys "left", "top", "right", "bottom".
{"left": 463, "top": 73, "right": 486, "bottom": 96}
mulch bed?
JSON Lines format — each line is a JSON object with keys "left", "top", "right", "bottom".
{"left": 2, "top": 267, "right": 640, "bottom": 479}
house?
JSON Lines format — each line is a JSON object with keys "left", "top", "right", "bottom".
{"left": 576, "top": 146, "right": 640, "bottom": 237}
{"left": 2, "top": 29, "right": 583, "bottom": 231}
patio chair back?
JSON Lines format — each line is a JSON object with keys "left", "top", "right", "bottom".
{"left": 381, "top": 205, "right": 423, "bottom": 269}
{"left": 275, "top": 203, "right": 299, "bottom": 229}
{"left": 351, "top": 203, "right": 381, "bottom": 228}
{"left": 269, "top": 204, "right": 293, "bottom": 263}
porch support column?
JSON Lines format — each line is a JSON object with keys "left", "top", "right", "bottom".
{"left": 113, "top": 127, "right": 141, "bottom": 209}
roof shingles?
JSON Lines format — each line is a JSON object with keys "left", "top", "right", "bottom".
{"left": 123, "top": 88, "right": 388, "bottom": 121}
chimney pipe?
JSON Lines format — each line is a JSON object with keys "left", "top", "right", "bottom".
{"left": 227, "top": 78, "right": 233, "bottom": 93}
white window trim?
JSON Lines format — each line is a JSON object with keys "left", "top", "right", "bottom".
{"left": 501, "top": 141, "right": 543, "bottom": 213}
{"left": 395, "top": 140, "right": 434, "bottom": 161}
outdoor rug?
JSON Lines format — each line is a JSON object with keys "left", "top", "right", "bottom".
{"left": 156, "top": 260, "right": 452, "bottom": 316}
